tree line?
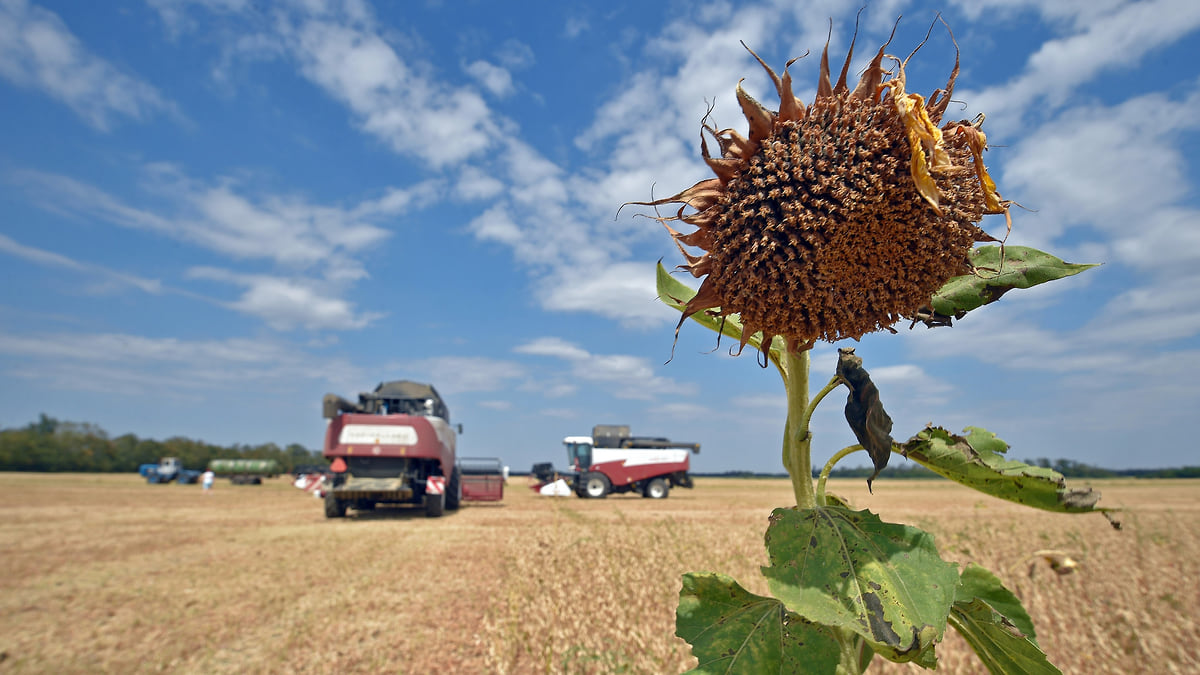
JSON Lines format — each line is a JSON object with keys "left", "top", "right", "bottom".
{"left": 0, "top": 414, "right": 325, "bottom": 474}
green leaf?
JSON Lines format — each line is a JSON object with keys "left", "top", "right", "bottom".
{"left": 655, "top": 262, "right": 784, "bottom": 358}
{"left": 924, "top": 246, "right": 1097, "bottom": 323}
{"left": 761, "top": 506, "right": 960, "bottom": 665}
{"left": 955, "top": 564, "right": 1038, "bottom": 646}
{"left": 900, "top": 426, "right": 1106, "bottom": 514}
{"left": 676, "top": 572, "right": 842, "bottom": 674}
{"left": 949, "top": 599, "right": 1062, "bottom": 675}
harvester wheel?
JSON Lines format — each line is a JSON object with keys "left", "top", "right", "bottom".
{"left": 446, "top": 466, "right": 462, "bottom": 511}
{"left": 581, "top": 472, "right": 611, "bottom": 499}
{"left": 324, "top": 493, "right": 346, "bottom": 518}
{"left": 643, "top": 478, "right": 669, "bottom": 499}
{"left": 425, "top": 490, "right": 445, "bottom": 518}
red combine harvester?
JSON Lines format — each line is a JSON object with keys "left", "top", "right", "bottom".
{"left": 531, "top": 424, "right": 699, "bottom": 499}
{"left": 321, "top": 380, "right": 504, "bottom": 518}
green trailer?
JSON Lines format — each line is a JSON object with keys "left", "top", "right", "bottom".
{"left": 208, "top": 458, "right": 281, "bottom": 485}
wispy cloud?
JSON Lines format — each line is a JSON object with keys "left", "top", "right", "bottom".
{"left": 0, "top": 0, "right": 175, "bottom": 129}
{"left": 0, "top": 329, "right": 363, "bottom": 396}
{"left": 10, "top": 164, "right": 436, "bottom": 331}
{"left": 403, "top": 356, "right": 527, "bottom": 396}
{"left": 514, "top": 336, "right": 688, "bottom": 400}
{"left": 0, "top": 233, "right": 164, "bottom": 294}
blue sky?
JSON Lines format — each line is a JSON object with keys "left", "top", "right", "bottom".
{"left": 2, "top": 0, "right": 1199, "bottom": 474}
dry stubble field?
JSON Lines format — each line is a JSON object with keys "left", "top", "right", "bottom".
{"left": 0, "top": 473, "right": 1197, "bottom": 674}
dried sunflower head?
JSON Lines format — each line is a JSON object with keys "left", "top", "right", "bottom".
{"left": 643, "top": 21, "right": 1008, "bottom": 357}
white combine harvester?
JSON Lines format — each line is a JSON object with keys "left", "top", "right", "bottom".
{"left": 530, "top": 425, "right": 699, "bottom": 499}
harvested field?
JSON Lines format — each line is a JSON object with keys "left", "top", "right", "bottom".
{"left": 0, "top": 473, "right": 1196, "bottom": 673}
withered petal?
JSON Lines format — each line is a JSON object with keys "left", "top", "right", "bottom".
{"left": 736, "top": 80, "right": 777, "bottom": 145}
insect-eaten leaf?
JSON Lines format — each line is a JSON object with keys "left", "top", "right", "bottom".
{"left": 900, "top": 426, "right": 1113, "bottom": 517}
{"left": 676, "top": 572, "right": 844, "bottom": 674}
{"left": 949, "top": 598, "right": 1062, "bottom": 675}
{"left": 656, "top": 261, "right": 784, "bottom": 361}
{"left": 836, "top": 348, "right": 894, "bottom": 491}
{"left": 955, "top": 564, "right": 1038, "bottom": 646}
{"left": 761, "top": 506, "right": 959, "bottom": 666}
{"left": 912, "top": 246, "right": 1097, "bottom": 328}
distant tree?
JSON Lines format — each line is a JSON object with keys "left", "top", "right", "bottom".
{"left": 0, "top": 416, "right": 320, "bottom": 473}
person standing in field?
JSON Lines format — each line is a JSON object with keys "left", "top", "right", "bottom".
{"left": 201, "top": 469, "right": 215, "bottom": 495}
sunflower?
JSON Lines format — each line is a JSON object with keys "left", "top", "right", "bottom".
{"left": 644, "top": 21, "right": 1008, "bottom": 357}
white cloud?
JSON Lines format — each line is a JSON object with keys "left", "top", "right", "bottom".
{"left": 146, "top": 0, "right": 251, "bottom": 36}
{"left": 455, "top": 166, "right": 504, "bottom": 201}
{"left": 957, "top": 0, "right": 1200, "bottom": 134}
{"left": 948, "top": 0, "right": 1127, "bottom": 27}
{"left": 187, "top": 267, "right": 383, "bottom": 331}
{"left": 9, "top": 165, "right": 438, "bottom": 331}
{"left": 14, "top": 165, "right": 399, "bottom": 273}
{"left": 538, "top": 263, "right": 677, "bottom": 326}
{"left": 0, "top": 329, "right": 364, "bottom": 395}
{"left": 465, "top": 59, "right": 514, "bottom": 98}
{"left": 514, "top": 336, "right": 688, "bottom": 400}
{"left": 514, "top": 337, "right": 591, "bottom": 361}
{"left": 0, "top": 0, "right": 174, "bottom": 129}
{"left": 404, "top": 356, "right": 526, "bottom": 395}
{"left": 992, "top": 85, "right": 1200, "bottom": 325}
{"left": 563, "top": 15, "right": 589, "bottom": 38}
{"left": 494, "top": 39, "right": 534, "bottom": 70}
{"left": 350, "top": 180, "right": 443, "bottom": 219}
{"left": 283, "top": 16, "right": 497, "bottom": 167}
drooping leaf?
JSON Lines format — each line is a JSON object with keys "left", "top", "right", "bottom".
{"left": 676, "top": 572, "right": 842, "bottom": 674}
{"left": 900, "top": 426, "right": 1107, "bottom": 514}
{"left": 948, "top": 599, "right": 1062, "bottom": 675}
{"left": 656, "top": 261, "right": 784, "bottom": 359}
{"left": 955, "top": 564, "right": 1038, "bottom": 646}
{"left": 914, "top": 246, "right": 1097, "bottom": 327}
{"left": 835, "top": 348, "right": 894, "bottom": 490}
{"left": 761, "top": 506, "right": 959, "bottom": 666}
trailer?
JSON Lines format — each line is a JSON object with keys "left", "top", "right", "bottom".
{"left": 208, "top": 458, "right": 281, "bottom": 485}
{"left": 532, "top": 425, "right": 699, "bottom": 499}
{"left": 320, "top": 380, "right": 504, "bottom": 518}
{"left": 458, "top": 456, "right": 505, "bottom": 502}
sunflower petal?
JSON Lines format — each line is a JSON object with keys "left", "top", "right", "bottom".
{"left": 736, "top": 81, "right": 776, "bottom": 145}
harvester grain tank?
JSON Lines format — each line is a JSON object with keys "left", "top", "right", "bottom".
{"left": 320, "top": 380, "right": 504, "bottom": 518}
{"left": 532, "top": 425, "right": 700, "bottom": 499}
{"left": 207, "top": 458, "right": 281, "bottom": 485}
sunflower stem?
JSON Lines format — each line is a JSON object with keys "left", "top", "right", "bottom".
{"left": 801, "top": 374, "right": 844, "bottom": 441}
{"left": 817, "top": 444, "right": 865, "bottom": 506}
{"left": 781, "top": 341, "right": 816, "bottom": 508}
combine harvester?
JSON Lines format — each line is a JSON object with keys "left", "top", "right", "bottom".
{"left": 320, "top": 380, "right": 504, "bottom": 518}
{"left": 531, "top": 425, "right": 699, "bottom": 499}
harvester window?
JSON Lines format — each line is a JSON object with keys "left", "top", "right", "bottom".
{"left": 566, "top": 442, "right": 592, "bottom": 469}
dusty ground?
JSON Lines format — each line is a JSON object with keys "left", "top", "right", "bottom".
{"left": 0, "top": 473, "right": 1196, "bottom": 673}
